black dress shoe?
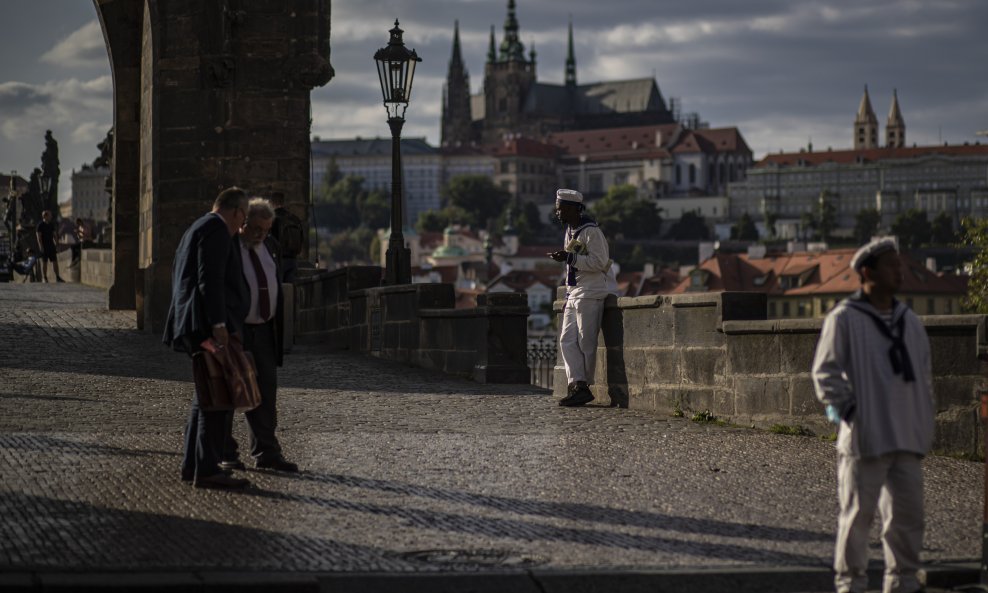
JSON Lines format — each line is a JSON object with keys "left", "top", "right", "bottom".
{"left": 560, "top": 386, "right": 594, "bottom": 407}
{"left": 256, "top": 457, "right": 299, "bottom": 473}
{"left": 193, "top": 473, "right": 250, "bottom": 489}
{"left": 219, "top": 460, "right": 246, "bottom": 471}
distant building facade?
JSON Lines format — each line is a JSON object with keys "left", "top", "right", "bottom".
{"left": 729, "top": 90, "right": 988, "bottom": 236}
{"left": 70, "top": 165, "right": 111, "bottom": 222}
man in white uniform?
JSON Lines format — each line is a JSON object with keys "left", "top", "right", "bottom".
{"left": 812, "top": 238, "right": 934, "bottom": 593}
{"left": 549, "top": 189, "right": 618, "bottom": 407}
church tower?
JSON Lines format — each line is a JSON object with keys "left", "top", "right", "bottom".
{"left": 441, "top": 21, "right": 474, "bottom": 146}
{"left": 565, "top": 18, "right": 576, "bottom": 87}
{"left": 482, "top": 0, "right": 537, "bottom": 143}
{"left": 885, "top": 88, "right": 905, "bottom": 148}
{"left": 854, "top": 85, "right": 879, "bottom": 150}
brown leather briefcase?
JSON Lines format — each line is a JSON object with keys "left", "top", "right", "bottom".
{"left": 192, "top": 337, "right": 262, "bottom": 412}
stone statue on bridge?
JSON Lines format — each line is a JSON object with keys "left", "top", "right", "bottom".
{"left": 40, "top": 130, "right": 60, "bottom": 217}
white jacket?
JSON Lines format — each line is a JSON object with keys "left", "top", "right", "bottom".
{"left": 811, "top": 293, "right": 935, "bottom": 458}
{"left": 563, "top": 218, "right": 618, "bottom": 300}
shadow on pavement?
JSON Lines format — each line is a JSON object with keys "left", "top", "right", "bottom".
{"left": 282, "top": 471, "right": 833, "bottom": 544}
{"left": 0, "top": 434, "right": 180, "bottom": 458}
{"left": 0, "top": 490, "right": 407, "bottom": 572}
{"left": 240, "top": 485, "right": 829, "bottom": 567}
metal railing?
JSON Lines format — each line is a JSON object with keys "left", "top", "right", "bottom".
{"left": 527, "top": 338, "right": 557, "bottom": 389}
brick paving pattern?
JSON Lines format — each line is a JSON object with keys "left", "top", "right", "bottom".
{"left": 0, "top": 283, "right": 980, "bottom": 578}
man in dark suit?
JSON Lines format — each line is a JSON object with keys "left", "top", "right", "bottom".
{"left": 163, "top": 186, "right": 251, "bottom": 489}
{"left": 222, "top": 198, "right": 299, "bottom": 473}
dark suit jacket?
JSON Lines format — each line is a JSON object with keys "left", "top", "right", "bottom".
{"left": 163, "top": 212, "right": 250, "bottom": 354}
{"left": 238, "top": 234, "right": 285, "bottom": 367}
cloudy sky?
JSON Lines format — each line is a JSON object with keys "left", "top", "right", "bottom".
{"left": 2, "top": 1, "right": 986, "bottom": 203}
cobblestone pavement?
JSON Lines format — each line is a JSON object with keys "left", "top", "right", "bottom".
{"left": 0, "top": 283, "right": 981, "bottom": 586}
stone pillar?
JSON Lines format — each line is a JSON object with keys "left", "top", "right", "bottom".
{"left": 95, "top": 0, "right": 333, "bottom": 331}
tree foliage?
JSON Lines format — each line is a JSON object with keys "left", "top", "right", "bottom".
{"left": 930, "top": 211, "right": 957, "bottom": 246}
{"left": 960, "top": 217, "right": 988, "bottom": 314}
{"left": 891, "top": 208, "right": 931, "bottom": 249}
{"left": 665, "top": 210, "right": 710, "bottom": 240}
{"left": 325, "top": 226, "right": 376, "bottom": 265}
{"left": 854, "top": 208, "right": 881, "bottom": 244}
{"left": 817, "top": 197, "right": 837, "bottom": 242}
{"left": 764, "top": 210, "right": 778, "bottom": 240}
{"left": 415, "top": 205, "right": 472, "bottom": 233}
{"left": 731, "top": 212, "right": 759, "bottom": 241}
{"left": 588, "top": 184, "right": 662, "bottom": 240}
{"left": 440, "top": 175, "right": 510, "bottom": 229}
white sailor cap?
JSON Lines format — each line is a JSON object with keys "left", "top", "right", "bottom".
{"left": 850, "top": 237, "right": 898, "bottom": 272}
{"left": 555, "top": 189, "right": 583, "bottom": 204}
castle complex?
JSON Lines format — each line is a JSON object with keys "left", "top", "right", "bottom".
{"left": 441, "top": 0, "right": 676, "bottom": 147}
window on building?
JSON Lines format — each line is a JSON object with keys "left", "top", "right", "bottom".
{"left": 768, "top": 301, "right": 777, "bottom": 317}
{"left": 797, "top": 302, "right": 807, "bottom": 317}
{"left": 782, "top": 302, "right": 791, "bottom": 317}
{"left": 927, "top": 298, "right": 935, "bottom": 314}
{"left": 945, "top": 299, "right": 953, "bottom": 314}
{"left": 500, "top": 162, "right": 509, "bottom": 174}
{"left": 689, "top": 164, "right": 696, "bottom": 184}
{"left": 589, "top": 174, "right": 603, "bottom": 193}
{"left": 676, "top": 165, "right": 682, "bottom": 185}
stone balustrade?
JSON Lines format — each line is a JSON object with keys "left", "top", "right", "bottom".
{"left": 553, "top": 290, "right": 986, "bottom": 457}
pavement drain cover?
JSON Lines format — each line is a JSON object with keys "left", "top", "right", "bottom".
{"left": 401, "top": 548, "right": 547, "bottom": 568}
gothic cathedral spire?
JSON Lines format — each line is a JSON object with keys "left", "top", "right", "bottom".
{"left": 854, "top": 85, "right": 878, "bottom": 150}
{"left": 886, "top": 88, "right": 905, "bottom": 148}
{"left": 499, "top": 0, "right": 526, "bottom": 62}
{"left": 441, "top": 20, "right": 473, "bottom": 146}
{"left": 565, "top": 18, "right": 577, "bottom": 87}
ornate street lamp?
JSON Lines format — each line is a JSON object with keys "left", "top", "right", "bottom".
{"left": 374, "top": 19, "right": 421, "bottom": 285}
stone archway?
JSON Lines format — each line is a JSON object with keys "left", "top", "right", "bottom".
{"left": 94, "top": 0, "right": 333, "bottom": 331}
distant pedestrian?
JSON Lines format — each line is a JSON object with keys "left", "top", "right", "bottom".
{"left": 163, "top": 187, "right": 251, "bottom": 490}
{"left": 548, "top": 189, "right": 618, "bottom": 407}
{"left": 35, "top": 210, "right": 63, "bottom": 283}
{"left": 812, "top": 238, "right": 934, "bottom": 593}
{"left": 268, "top": 191, "right": 304, "bottom": 283}
{"left": 221, "top": 197, "right": 299, "bottom": 474}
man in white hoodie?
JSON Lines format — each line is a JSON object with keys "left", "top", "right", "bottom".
{"left": 549, "top": 189, "right": 618, "bottom": 407}
{"left": 812, "top": 237, "right": 935, "bottom": 593}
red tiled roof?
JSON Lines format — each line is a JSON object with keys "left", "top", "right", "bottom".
{"left": 485, "top": 137, "right": 560, "bottom": 158}
{"left": 756, "top": 143, "right": 988, "bottom": 168}
{"left": 547, "top": 124, "right": 681, "bottom": 156}
{"left": 668, "top": 248, "right": 968, "bottom": 297}
{"left": 670, "top": 127, "right": 751, "bottom": 155}
{"left": 488, "top": 269, "right": 561, "bottom": 292}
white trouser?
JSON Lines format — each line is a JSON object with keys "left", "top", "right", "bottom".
{"left": 559, "top": 296, "right": 605, "bottom": 385}
{"left": 834, "top": 452, "right": 924, "bottom": 593}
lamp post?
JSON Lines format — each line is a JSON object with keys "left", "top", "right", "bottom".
{"left": 374, "top": 19, "right": 421, "bottom": 285}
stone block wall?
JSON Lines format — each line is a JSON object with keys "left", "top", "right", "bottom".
{"left": 553, "top": 291, "right": 986, "bottom": 457}
{"left": 293, "top": 270, "right": 531, "bottom": 384}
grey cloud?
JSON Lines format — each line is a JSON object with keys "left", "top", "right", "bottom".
{"left": 0, "top": 82, "right": 51, "bottom": 111}
{"left": 39, "top": 20, "right": 108, "bottom": 69}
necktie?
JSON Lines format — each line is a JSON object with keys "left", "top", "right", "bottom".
{"left": 247, "top": 247, "right": 271, "bottom": 321}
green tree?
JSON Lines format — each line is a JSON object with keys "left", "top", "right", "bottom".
{"left": 356, "top": 188, "right": 390, "bottom": 230}
{"left": 817, "top": 198, "right": 837, "bottom": 242}
{"left": 326, "top": 226, "right": 376, "bottom": 265}
{"left": 441, "top": 175, "right": 510, "bottom": 228}
{"left": 854, "top": 208, "right": 881, "bottom": 244}
{"left": 764, "top": 210, "right": 778, "bottom": 240}
{"left": 891, "top": 208, "right": 931, "bottom": 249}
{"left": 961, "top": 217, "right": 988, "bottom": 313}
{"left": 415, "top": 205, "right": 472, "bottom": 234}
{"left": 315, "top": 175, "right": 365, "bottom": 230}
{"left": 731, "top": 212, "right": 759, "bottom": 241}
{"left": 666, "top": 210, "right": 710, "bottom": 240}
{"left": 930, "top": 211, "right": 957, "bottom": 245}
{"left": 320, "top": 157, "right": 343, "bottom": 193}
{"left": 800, "top": 211, "right": 818, "bottom": 241}
{"left": 589, "top": 184, "right": 662, "bottom": 239}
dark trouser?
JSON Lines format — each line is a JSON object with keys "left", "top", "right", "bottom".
{"left": 181, "top": 391, "right": 230, "bottom": 480}
{"left": 224, "top": 320, "right": 282, "bottom": 462}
